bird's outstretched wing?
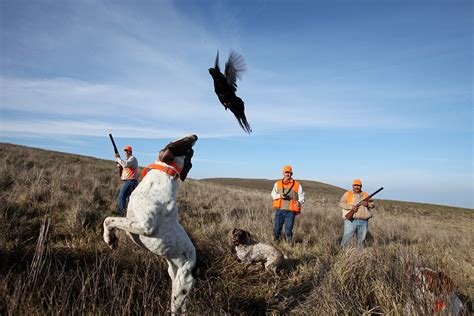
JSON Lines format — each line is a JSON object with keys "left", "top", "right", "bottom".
{"left": 225, "top": 51, "right": 246, "bottom": 91}
{"left": 214, "top": 50, "right": 221, "bottom": 73}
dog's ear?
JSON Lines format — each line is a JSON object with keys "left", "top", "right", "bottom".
{"left": 180, "top": 148, "right": 194, "bottom": 181}
{"left": 166, "top": 136, "right": 195, "bottom": 156}
{"left": 159, "top": 148, "right": 174, "bottom": 163}
{"left": 244, "top": 231, "right": 251, "bottom": 240}
{"left": 232, "top": 228, "right": 238, "bottom": 235}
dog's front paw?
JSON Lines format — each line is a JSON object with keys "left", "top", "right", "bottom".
{"left": 107, "top": 234, "right": 118, "bottom": 249}
{"left": 104, "top": 231, "right": 118, "bottom": 249}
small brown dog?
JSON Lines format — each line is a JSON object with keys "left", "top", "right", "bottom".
{"left": 232, "top": 228, "right": 285, "bottom": 276}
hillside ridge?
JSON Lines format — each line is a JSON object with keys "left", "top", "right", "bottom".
{"left": 2, "top": 142, "right": 471, "bottom": 212}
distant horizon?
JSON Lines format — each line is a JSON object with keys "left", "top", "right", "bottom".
{"left": 2, "top": 140, "right": 472, "bottom": 210}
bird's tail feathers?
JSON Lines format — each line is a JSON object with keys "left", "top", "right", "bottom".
{"left": 236, "top": 114, "right": 252, "bottom": 134}
{"left": 230, "top": 97, "right": 252, "bottom": 134}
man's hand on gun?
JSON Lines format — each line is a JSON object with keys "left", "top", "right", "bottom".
{"left": 345, "top": 187, "right": 384, "bottom": 220}
{"left": 281, "top": 194, "right": 291, "bottom": 201}
{"left": 351, "top": 200, "right": 368, "bottom": 212}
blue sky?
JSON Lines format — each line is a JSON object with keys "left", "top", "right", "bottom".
{"left": 1, "top": 0, "right": 472, "bottom": 208}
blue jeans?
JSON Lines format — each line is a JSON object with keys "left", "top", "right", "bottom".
{"left": 118, "top": 179, "right": 138, "bottom": 216}
{"left": 273, "top": 209, "right": 296, "bottom": 241}
{"left": 341, "top": 219, "right": 368, "bottom": 248}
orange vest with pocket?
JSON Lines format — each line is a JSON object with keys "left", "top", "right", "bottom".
{"left": 273, "top": 179, "right": 301, "bottom": 213}
{"left": 346, "top": 190, "right": 369, "bottom": 204}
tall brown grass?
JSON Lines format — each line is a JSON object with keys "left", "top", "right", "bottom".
{"left": 1, "top": 143, "right": 472, "bottom": 314}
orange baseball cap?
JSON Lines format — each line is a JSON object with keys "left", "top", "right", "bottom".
{"left": 352, "top": 179, "right": 362, "bottom": 186}
{"left": 283, "top": 165, "right": 293, "bottom": 173}
{"left": 123, "top": 145, "right": 132, "bottom": 152}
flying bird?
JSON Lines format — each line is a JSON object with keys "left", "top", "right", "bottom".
{"left": 208, "top": 50, "right": 252, "bottom": 134}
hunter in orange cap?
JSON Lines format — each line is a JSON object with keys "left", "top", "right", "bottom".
{"left": 283, "top": 165, "right": 293, "bottom": 174}
{"left": 339, "top": 179, "right": 375, "bottom": 248}
{"left": 271, "top": 165, "right": 305, "bottom": 243}
{"left": 114, "top": 144, "right": 139, "bottom": 216}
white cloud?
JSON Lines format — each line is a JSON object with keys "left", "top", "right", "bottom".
{"left": 1, "top": 74, "right": 426, "bottom": 140}
{"left": 1, "top": 0, "right": 467, "bottom": 139}
{"left": 0, "top": 118, "right": 247, "bottom": 139}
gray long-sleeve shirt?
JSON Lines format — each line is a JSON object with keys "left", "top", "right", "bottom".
{"left": 116, "top": 155, "right": 138, "bottom": 180}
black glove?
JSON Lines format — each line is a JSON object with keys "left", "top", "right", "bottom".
{"left": 282, "top": 194, "right": 291, "bottom": 201}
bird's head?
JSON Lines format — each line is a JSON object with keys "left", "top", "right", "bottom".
{"left": 208, "top": 67, "right": 218, "bottom": 76}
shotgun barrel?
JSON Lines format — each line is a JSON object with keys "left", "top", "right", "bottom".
{"left": 109, "top": 134, "right": 119, "bottom": 155}
{"left": 109, "top": 134, "right": 123, "bottom": 177}
{"left": 345, "top": 187, "right": 384, "bottom": 220}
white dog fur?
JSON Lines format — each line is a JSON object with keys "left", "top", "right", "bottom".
{"left": 103, "top": 135, "right": 197, "bottom": 314}
{"left": 232, "top": 228, "right": 286, "bottom": 276}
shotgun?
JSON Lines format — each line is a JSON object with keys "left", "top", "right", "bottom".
{"left": 109, "top": 134, "right": 123, "bottom": 177}
{"left": 344, "top": 187, "right": 384, "bottom": 220}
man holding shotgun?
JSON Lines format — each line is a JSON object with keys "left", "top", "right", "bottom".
{"left": 115, "top": 144, "right": 138, "bottom": 216}
{"left": 339, "top": 179, "right": 379, "bottom": 248}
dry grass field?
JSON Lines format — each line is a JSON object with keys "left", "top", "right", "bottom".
{"left": 1, "top": 142, "right": 472, "bottom": 314}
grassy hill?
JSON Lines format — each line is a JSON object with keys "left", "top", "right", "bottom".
{"left": 202, "top": 177, "right": 346, "bottom": 197}
{"left": 202, "top": 178, "right": 473, "bottom": 228}
{"left": 1, "top": 143, "right": 473, "bottom": 314}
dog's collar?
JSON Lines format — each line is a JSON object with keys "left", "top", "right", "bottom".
{"left": 143, "top": 161, "right": 182, "bottom": 180}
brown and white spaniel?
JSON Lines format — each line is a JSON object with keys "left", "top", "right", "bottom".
{"left": 232, "top": 228, "right": 286, "bottom": 276}
{"left": 406, "top": 265, "right": 464, "bottom": 315}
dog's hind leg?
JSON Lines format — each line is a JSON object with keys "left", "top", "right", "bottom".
{"left": 166, "top": 258, "right": 178, "bottom": 281}
{"left": 169, "top": 257, "right": 196, "bottom": 314}
{"left": 265, "top": 261, "right": 279, "bottom": 277}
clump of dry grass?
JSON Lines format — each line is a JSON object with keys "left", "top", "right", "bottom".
{"left": 0, "top": 143, "right": 472, "bottom": 314}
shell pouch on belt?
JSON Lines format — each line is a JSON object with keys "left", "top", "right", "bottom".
{"left": 272, "top": 198, "right": 301, "bottom": 213}
{"left": 273, "top": 199, "right": 282, "bottom": 209}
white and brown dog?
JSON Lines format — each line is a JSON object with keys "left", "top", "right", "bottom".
{"left": 406, "top": 265, "right": 464, "bottom": 315}
{"left": 232, "top": 228, "right": 286, "bottom": 276}
{"left": 103, "top": 135, "right": 198, "bottom": 314}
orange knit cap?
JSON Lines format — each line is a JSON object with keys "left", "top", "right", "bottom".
{"left": 283, "top": 165, "right": 293, "bottom": 173}
{"left": 352, "top": 179, "right": 362, "bottom": 186}
{"left": 123, "top": 145, "right": 132, "bottom": 152}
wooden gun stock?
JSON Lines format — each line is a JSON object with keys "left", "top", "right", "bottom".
{"left": 345, "top": 187, "right": 384, "bottom": 220}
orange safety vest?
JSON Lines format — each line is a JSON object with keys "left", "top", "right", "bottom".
{"left": 273, "top": 179, "right": 301, "bottom": 213}
{"left": 346, "top": 190, "right": 369, "bottom": 204}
